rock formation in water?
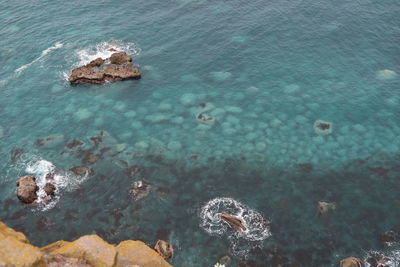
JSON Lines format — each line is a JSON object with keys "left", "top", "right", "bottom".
{"left": 339, "top": 257, "right": 363, "bottom": 267}
{"left": 316, "top": 201, "right": 336, "bottom": 217}
{"left": 68, "top": 52, "right": 141, "bottom": 84}
{"left": 129, "top": 180, "right": 152, "bottom": 200}
{"left": 16, "top": 175, "right": 39, "bottom": 204}
{"left": 0, "top": 221, "right": 172, "bottom": 267}
{"left": 43, "top": 183, "right": 56, "bottom": 196}
{"left": 154, "top": 240, "right": 174, "bottom": 259}
{"left": 218, "top": 212, "right": 247, "bottom": 232}
{"left": 313, "top": 120, "right": 333, "bottom": 136}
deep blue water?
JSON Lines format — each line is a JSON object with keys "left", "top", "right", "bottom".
{"left": 1, "top": 0, "right": 400, "bottom": 266}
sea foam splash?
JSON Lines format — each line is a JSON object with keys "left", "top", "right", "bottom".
{"left": 74, "top": 40, "right": 141, "bottom": 67}
{"left": 364, "top": 250, "right": 400, "bottom": 267}
{"left": 24, "top": 158, "right": 88, "bottom": 211}
{"left": 200, "top": 197, "right": 271, "bottom": 256}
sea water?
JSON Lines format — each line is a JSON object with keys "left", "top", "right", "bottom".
{"left": 0, "top": 0, "right": 399, "bottom": 266}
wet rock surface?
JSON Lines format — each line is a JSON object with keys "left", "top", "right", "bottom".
{"left": 154, "top": 240, "right": 174, "bottom": 260}
{"left": 16, "top": 175, "right": 38, "bottom": 204}
{"left": 340, "top": 257, "right": 363, "bottom": 267}
{"left": 129, "top": 180, "right": 152, "bottom": 200}
{"left": 44, "top": 183, "right": 56, "bottom": 196}
{"left": 68, "top": 52, "right": 141, "bottom": 84}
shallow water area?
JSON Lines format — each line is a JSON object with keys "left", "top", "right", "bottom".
{"left": 1, "top": 0, "right": 400, "bottom": 266}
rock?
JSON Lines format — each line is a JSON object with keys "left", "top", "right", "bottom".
{"left": 49, "top": 235, "right": 117, "bottom": 267}
{"left": 70, "top": 166, "right": 94, "bottom": 176}
{"left": 313, "top": 120, "right": 333, "bottom": 136}
{"left": 218, "top": 255, "right": 231, "bottom": 265}
{"left": 43, "top": 254, "right": 92, "bottom": 267}
{"left": 68, "top": 52, "right": 140, "bottom": 84}
{"left": 219, "top": 212, "right": 247, "bottom": 232}
{"left": 82, "top": 153, "right": 100, "bottom": 165}
{"left": 109, "top": 52, "right": 132, "bottom": 65}
{"left": 317, "top": 201, "right": 336, "bottom": 217}
{"left": 379, "top": 230, "right": 399, "bottom": 246}
{"left": 129, "top": 181, "right": 152, "bottom": 200}
{"left": 10, "top": 148, "right": 24, "bottom": 162}
{"left": 0, "top": 221, "right": 28, "bottom": 243}
{"left": 16, "top": 175, "right": 38, "bottom": 204}
{"left": 376, "top": 69, "right": 397, "bottom": 80}
{"left": 116, "top": 240, "right": 172, "bottom": 267}
{"left": 0, "top": 236, "right": 44, "bottom": 266}
{"left": 85, "top": 57, "right": 104, "bottom": 68}
{"left": 44, "top": 183, "right": 56, "bottom": 196}
{"left": 36, "top": 134, "right": 65, "bottom": 148}
{"left": 154, "top": 240, "right": 174, "bottom": 260}
{"left": 40, "top": 240, "right": 71, "bottom": 254}
{"left": 339, "top": 257, "right": 363, "bottom": 267}
{"left": 65, "top": 139, "right": 84, "bottom": 149}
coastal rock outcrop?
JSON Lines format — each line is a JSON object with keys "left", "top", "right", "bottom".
{"left": 154, "top": 240, "right": 174, "bottom": 260}
{"left": 339, "top": 257, "right": 363, "bottom": 267}
{"left": 68, "top": 52, "right": 141, "bottom": 84}
{"left": 16, "top": 175, "right": 39, "bottom": 204}
{"left": 317, "top": 201, "right": 336, "bottom": 217}
{"left": 0, "top": 221, "right": 173, "bottom": 267}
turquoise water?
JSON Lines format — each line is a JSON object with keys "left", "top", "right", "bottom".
{"left": 1, "top": 0, "right": 400, "bottom": 265}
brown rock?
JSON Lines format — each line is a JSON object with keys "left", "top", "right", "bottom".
{"left": 129, "top": 181, "right": 152, "bottom": 200}
{"left": 317, "top": 201, "right": 336, "bottom": 217}
{"left": 40, "top": 240, "right": 71, "bottom": 254}
{"left": 44, "top": 183, "right": 56, "bottom": 196}
{"left": 0, "top": 221, "right": 28, "bottom": 243}
{"left": 16, "top": 175, "right": 38, "bottom": 204}
{"left": 219, "top": 212, "right": 247, "bottom": 232}
{"left": 0, "top": 237, "right": 44, "bottom": 266}
{"left": 86, "top": 57, "right": 104, "bottom": 68}
{"left": 43, "top": 254, "right": 93, "bottom": 267}
{"left": 116, "top": 240, "right": 172, "bottom": 267}
{"left": 340, "top": 257, "right": 363, "bottom": 267}
{"left": 70, "top": 166, "right": 94, "bottom": 176}
{"left": 109, "top": 52, "right": 132, "bottom": 65}
{"left": 82, "top": 153, "right": 100, "bottom": 165}
{"left": 154, "top": 240, "right": 173, "bottom": 260}
{"left": 49, "top": 235, "right": 117, "bottom": 267}
{"left": 68, "top": 52, "right": 140, "bottom": 84}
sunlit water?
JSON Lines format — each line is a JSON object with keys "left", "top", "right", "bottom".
{"left": 1, "top": 0, "right": 399, "bottom": 266}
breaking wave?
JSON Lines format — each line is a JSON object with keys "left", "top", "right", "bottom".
{"left": 200, "top": 197, "right": 271, "bottom": 256}
{"left": 364, "top": 250, "right": 400, "bottom": 267}
{"left": 24, "top": 157, "right": 88, "bottom": 211}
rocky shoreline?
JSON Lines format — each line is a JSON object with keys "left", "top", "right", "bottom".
{"left": 0, "top": 221, "right": 172, "bottom": 267}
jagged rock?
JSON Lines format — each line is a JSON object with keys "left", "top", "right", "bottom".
{"left": 0, "top": 222, "right": 44, "bottom": 266}
{"left": 317, "top": 201, "right": 336, "bottom": 217}
{"left": 86, "top": 57, "right": 104, "bottom": 68}
{"left": 68, "top": 52, "right": 140, "bottom": 84}
{"left": 340, "top": 257, "right": 363, "bottom": 267}
{"left": 219, "top": 212, "right": 247, "bottom": 232}
{"left": 44, "top": 183, "right": 56, "bottom": 196}
{"left": 0, "top": 221, "right": 28, "bottom": 243}
{"left": 70, "top": 166, "right": 94, "bottom": 176}
{"left": 379, "top": 230, "right": 399, "bottom": 246}
{"left": 40, "top": 240, "right": 71, "bottom": 254}
{"left": 16, "top": 175, "right": 38, "bottom": 204}
{"left": 109, "top": 52, "right": 132, "bottom": 65}
{"left": 43, "top": 254, "right": 93, "bottom": 267}
{"left": 116, "top": 240, "right": 172, "bottom": 267}
{"left": 154, "top": 240, "right": 174, "bottom": 260}
{"left": 129, "top": 181, "right": 152, "bottom": 200}
{"left": 49, "top": 235, "right": 117, "bottom": 266}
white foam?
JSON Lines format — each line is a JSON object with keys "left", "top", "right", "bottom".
{"left": 15, "top": 42, "right": 63, "bottom": 73}
{"left": 74, "top": 40, "right": 141, "bottom": 67}
{"left": 200, "top": 197, "right": 271, "bottom": 241}
{"left": 364, "top": 250, "right": 400, "bottom": 267}
{"left": 24, "top": 158, "right": 88, "bottom": 211}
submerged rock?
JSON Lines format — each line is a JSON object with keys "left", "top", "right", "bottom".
{"left": 317, "top": 201, "right": 336, "bottom": 217}
{"left": 129, "top": 180, "right": 152, "bottom": 200}
{"left": 16, "top": 175, "right": 38, "bottom": 204}
{"left": 339, "top": 257, "right": 363, "bottom": 267}
{"left": 68, "top": 52, "right": 141, "bottom": 84}
{"left": 313, "top": 120, "right": 333, "bottom": 136}
{"left": 154, "top": 240, "right": 174, "bottom": 260}
{"left": 10, "top": 148, "right": 24, "bottom": 162}
{"left": 70, "top": 166, "right": 94, "bottom": 176}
